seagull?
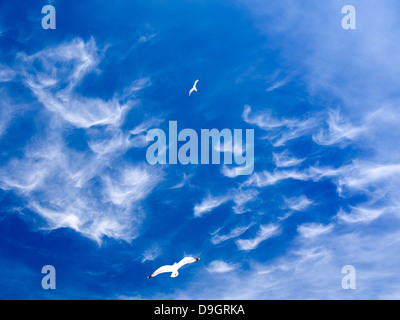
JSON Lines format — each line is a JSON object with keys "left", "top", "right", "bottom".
{"left": 189, "top": 79, "right": 200, "bottom": 96}
{"left": 148, "top": 257, "right": 200, "bottom": 278}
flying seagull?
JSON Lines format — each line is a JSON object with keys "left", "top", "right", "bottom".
{"left": 189, "top": 79, "right": 200, "bottom": 96}
{"left": 148, "top": 257, "right": 200, "bottom": 278}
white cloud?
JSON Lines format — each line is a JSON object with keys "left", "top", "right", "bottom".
{"left": 18, "top": 38, "right": 137, "bottom": 129}
{"left": 103, "top": 165, "right": 162, "bottom": 207}
{"left": 0, "top": 135, "right": 162, "bottom": 243}
{"left": 194, "top": 195, "right": 230, "bottom": 218}
{"left": 194, "top": 188, "right": 258, "bottom": 217}
{"left": 88, "top": 128, "right": 133, "bottom": 157}
{"left": 338, "top": 163, "right": 400, "bottom": 193}
{"left": 0, "top": 37, "right": 163, "bottom": 243}
{"left": 0, "top": 89, "right": 26, "bottom": 138}
{"left": 142, "top": 246, "right": 162, "bottom": 263}
{"left": 170, "top": 173, "right": 193, "bottom": 189}
{"left": 221, "top": 164, "right": 254, "bottom": 178}
{"left": 206, "top": 260, "right": 238, "bottom": 273}
{"left": 243, "top": 169, "right": 310, "bottom": 188}
{"left": 272, "top": 118, "right": 316, "bottom": 147}
{"left": 336, "top": 206, "right": 389, "bottom": 224}
{"left": 282, "top": 195, "right": 313, "bottom": 212}
{"left": 266, "top": 78, "right": 290, "bottom": 92}
{"left": 297, "top": 223, "right": 333, "bottom": 239}
{"left": 211, "top": 223, "right": 253, "bottom": 245}
{"left": 138, "top": 33, "right": 158, "bottom": 43}
{"left": 242, "top": 105, "right": 292, "bottom": 130}
{"left": 242, "top": 105, "right": 318, "bottom": 147}
{"left": 273, "top": 150, "right": 304, "bottom": 168}
{"left": 313, "top": 110, "right": 365, "bottom": 146}
{"left": 236, "top": 224, "right": 280, "bottom": 251}
{"left": 232, "top": 189, "right": 259, "bottom": 214}
{"left": 120, "top": 77, "right": 152, "bottom": 101}
{"left": 129, "top": 117, "right": 163, "bottom": 135}
{"left": 243, "top": 163, "right": 353, "bottom": 189}
{"left": 244, "top": 160, "right": 400, "bottom": 226}
{"left": 167, "top": 226, "right": 400, "bottom": 299}
{"left": 0, "top": 64, "right": 16, "bottom": 82}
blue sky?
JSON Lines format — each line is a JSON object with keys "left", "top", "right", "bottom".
{"left": 1, "top": 0, "right": 400, "bottom": 299}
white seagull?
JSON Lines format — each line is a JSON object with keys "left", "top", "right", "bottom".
{"left": 189, "top": 79, "right": 200, "bottom": 96}
{"left": 148, "top": 257, "right": 200, "bottom": 278}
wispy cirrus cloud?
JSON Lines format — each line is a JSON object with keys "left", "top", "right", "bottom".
{"left": 242, "top": 168, "right": 310, "bottom": 188}
{"left": 242, "top": 104, "right": 293, "bottom": 130}
{"left": 232, "top": 189, "right": 259, "bottom": 214}
{"left": 0, "top": 37, "right": 163, "bottom": 243}
{"left": 273, "top": 150, "right": 304, "bottom": 168}
{"left": 0, "top": 64, "right": 16, "bottom": 82}
{"left": 266, "top": 78, "right": 290, "bottom": 92}
{"left": 336, "top": 206, "right": 394, "bottom": 224}
{"left": 282, "top": 195, "right": 313, "bottom": 212}
{"left": 236, "top": 224, "right": 281, "bottom": 251}
{"left": 242, "top": 105, "right": 318, "bottom": 147}
{"left": 244, "top": 160, "right": 400, "bottom": 224}
{"left": 103, "top": 165, "right": 162, "bottom": 207}
{"left": 221, "top": 164, "right": 254, "bottom": 178}
{"left": 194, "top": 194, "right": 231, "bottom": 218}
{"left": 0, "top": 135, "right": 162, "bottom": 242}
{"left": 129, "top": 117, "right": 163, "bottom": 135}
{"left": 17, "top": 38, "right": 145, "bottom": 129}
{"left": 0, "top": 89, "right": 25, "bottom": 138}
{"left": 206, "top": 260, "right": 238, "bottom": 273}
{"left": 168, "top": 226, "right": 400, "bottom": 299}
{"left": 194, "top": 188, "right": 259, "bottom": 217}
{"left": 278, "top": 195, "right": 314, "bottom": 221}
{"left": 313, "top": 109, "right": 366, "bottom": 146}
{"left": 297, "top": 223, "right": 333, "bottom": 239}
{"left": 211, "top": 223, "right": 253, "bottom": 245}
{"left": 141, "top": 245, "right": 162, "bottom": 263}
{"left": 138, "top": 33, "right": 159, "bottom": 43}
{"left": 88, "top": 128, "right": 134, "bottom": 157}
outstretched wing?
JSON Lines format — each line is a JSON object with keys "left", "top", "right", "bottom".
{"left": 176, "top": 257, "right": 200, "bottom": 269}
{"left": 189, "top": 88, "right": 194, "bottom": 96}
{"left": 194, "top": 79, "right": 199, "bottom": 86}
{"left": 148, "top": 264, "right": 174, "bottom": 278}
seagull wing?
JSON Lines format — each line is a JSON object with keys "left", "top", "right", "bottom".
{"left": 148, "top": 264, "right": 175, "bottom": 278}
{"left": 189, "top": 88, "right": 194, "bottom": 96}
{"left": 194, "top": 79, "right": 199, "bottom": 86}
{"left": 176, "top": 257, "right": 200, "bottom": 269}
